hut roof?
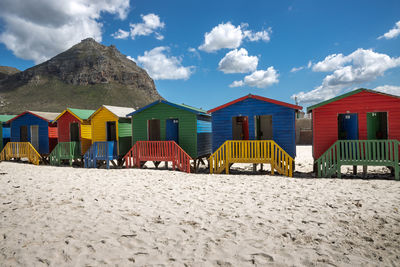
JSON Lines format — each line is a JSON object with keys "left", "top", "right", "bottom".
{"left": 55, "top": 108, "right": 95, "bottom": 122}
{"left": 97, "top": 105, "right": 135, "bottom": 118}
{"left": 127, "top": 100, "right": 209, "bottom": 116}
{"left": 0, "top": 115, "right": 16, "bottom": 122}
{"left": 208, "top": 94, "right": 302, "bottom": 113}
{"left": 7, "top": 111, "right": 60, "bottom": 123}
{"left": 307, "top": 88, "right": 400, "bottom": 113}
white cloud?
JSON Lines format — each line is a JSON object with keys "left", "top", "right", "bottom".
{"left": 218, "top": 48, "right": 258, "bottom": 74}
{"left": 290, "top": 66, "right": 304, "bottom": 73}
{"left": 0, "top": 0, "right": 130, "bottom": 64}
{"left": 198, "top": 22, "right": 271, "bottom": 52}
{"left": 135, "top": 46, "right": 194, "bottom": 80}
{"left": 292, "top": 48, "right": 400, "bottom": 105}
{"left": 112, "top": 29, "right": 129, "bottom": 39}
{"left": 188, "top": 47, "right": 200, "bottom": 59}
{"left": 243, "top": 27, "right": 272, "bottom": 42}
{"left": 373, "top": 85, "right": 400, "bottom": 96}
{"left": 312, "top": 53, "right": 348, "bottom": 72}
{"left": 230, "top": 67, "right": 279, "bottom": 88}
{"left": 129, "top": 13, "right": 165, "bottom": 40}
{"left": 113, "top": 13, "right": 164, "bottom": 41}
{"left": 378, "top": 21, "right": 400, "bottom": 40}
{"left": 229, "top": 80, "right": 244, "bottom": 88}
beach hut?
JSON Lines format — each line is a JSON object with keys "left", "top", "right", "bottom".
{"left": 84, "top": 105, "right": 135, "bottom": 168}
{"left": 307, "top": 89, "right": 400, "bottom": 179}
{"left": 0, "top": 111, "right": 59, "bottom": 164}
{"left": 208, "top": 94, "right": 302, "bottom": 176}
{"left": 49, "top": 108, "right": 95, "bottom": 166}
{"left": 124, "top": 100, "right": 211, "bottom": 172}
{"left": 0, "top": 115, "right": 16, "bottom": 151}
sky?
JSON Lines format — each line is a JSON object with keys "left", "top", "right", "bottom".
{"left": 0, "top": 0, "right": 399, "bottom": 111}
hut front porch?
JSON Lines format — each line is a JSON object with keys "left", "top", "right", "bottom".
{"left": 315, "top": 139, "right": 399, "bottom": 180}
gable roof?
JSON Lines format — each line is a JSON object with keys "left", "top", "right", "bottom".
{"left": 208, "top": 94, "right": 302, "bottom": 113}
{"left": 127, "top": 100, "right": 209, "bottom": 116}
{"left": 55, "top": 108, "right": 95, "bottom": 122}
{"left": 307, "top": 88, "right": 400, "bottom": 113}
{"left": 0, "top": 115, "right": 16, "bottom": 122}
{"left": 89, "top": 105, "right": 135, "bottom": 119}
{"left": 7, "top": 111, "right": 60, "bottom": 124}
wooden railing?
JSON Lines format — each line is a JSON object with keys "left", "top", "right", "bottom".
{"left": 316, "top": 140, "right": 399, "bottom": 179}
{"left": 123, "top": 141, "right": 192, "bottom": 173}
{"left": 84, "top": 141, "right": 117, "bottom": 169}
{"left": 49, "top": 142, "right": 81, "bottom": 166}
{"left": 209, "top": 140, "right": 294, "bottom": 177}
{"left": 0, "top": 142, "right": 41, "bottom": 165}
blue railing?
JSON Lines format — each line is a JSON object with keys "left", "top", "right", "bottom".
{"left": 84, "top": 141, "right": 117, "bottom": 169}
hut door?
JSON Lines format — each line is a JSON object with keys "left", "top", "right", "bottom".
{"left": 166, "top": 119, "right": 179, "bottom": 144}
{"left": 338, "top": 114, "right": 358, "bottom": 140}
{"left": 70, "top": 123, "right": 80, "bottom": 142}
{"left": 106, "top": 121, "right": 117, "bottom": 141}
{"left": 20, "top": 126, "right": 28, "bottom": 142}
{"left": 255, "top": 115, "right": 273, "bottom": 140}
{"left": 30, "top": 125, "right": 39, "bottom": 150}
{"left": 367, "top": 112, "right": 388, "bottom": 140}
{"left": 232, "top": 116, "right": 249, "bottom": 140}
{"left": 148, "top": 119, "right": 161, "bottom": 141}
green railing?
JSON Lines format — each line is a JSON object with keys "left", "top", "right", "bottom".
{"left": 316, "top": 140, "right": 399, "bottom": 180}
{"left": 49, "top": 142, "right": 81, "bottom": 166}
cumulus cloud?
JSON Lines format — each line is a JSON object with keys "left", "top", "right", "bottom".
{"left": 135, "top": 46, "right": 194, "bottom": 80}
{"left": 378, "top": 20, "right": 400, "bottom": 40}
{"left": 112, "top": 29, "right": 130, "bottom": 39}
{"left": 290, "top": 66, "right": 304, "bottom": 73}
{"left": 373, "top": 85, "right": 400, "bottom": 96}
{"left": 292, "top": 48, "right": 400, "bottom": 105}
{"left": 218, "top": 48, "right": 258, "bottom": 74}
{"left": 198, "top": 22, "right": 271, "bottom": 52}
{"left": 230, "top": 67, "right": 279, "bottom": 88}
{"left": 0, "top": 0, "right": 130, "bottom": 64}
{"left": 112, "top": 13, "right": 165, "bottom": 41}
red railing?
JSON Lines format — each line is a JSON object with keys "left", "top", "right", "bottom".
{"left": 124, "top": 141, "right": 192, "bottom": 173}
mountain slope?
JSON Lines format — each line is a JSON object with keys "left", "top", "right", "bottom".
{"left": 0, "top": 38, "right": 162, "bottom": 114}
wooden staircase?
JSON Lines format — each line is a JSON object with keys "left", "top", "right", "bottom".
{"left": 123, "top": 141, "right": 192, "bottom": 173}
{"left": 49, "top": 142, "right": 81, "bottom": 166}
{"left": 209, "top": 140, "right": 294, "bottom": 177}
{"left": 84, "top": 141, "right": 117, "bottom": 169}
{"left": 316, "top": 140, "right": 399, "bottom": 180}
{"left": 0, "top": 142, "right": 41, "bottom": 165}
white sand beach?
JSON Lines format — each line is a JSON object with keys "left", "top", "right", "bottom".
{"left": 1, "top": 146, "right": 399, "bottom": 266}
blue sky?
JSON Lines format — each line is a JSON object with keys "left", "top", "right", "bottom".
{"left": 0, "top": 0, "right": 400, "bottom": 110}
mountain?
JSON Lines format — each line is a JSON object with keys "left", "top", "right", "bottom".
{"left": 0, "top": 38, "right": 162, "bottom": 114}
{"left": 0, "top": 66, "right": 20, "bottom": 80}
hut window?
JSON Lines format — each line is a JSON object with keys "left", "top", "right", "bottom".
{"left": 148, "top": 119, "right": 161, "bottom": 141}
{"left": 20, "top": 126, "right": 28, "bottom": 142}
{"left": 106, "top": 121, "right": 117, "bottom": 141}
{"left": 338, "top": 113, "right": 359, "bottom": 140}
{"left": 232, "top": 116, "right": 249, "bottom": 140}
{"left": 70, "top": 123, "right": 80, "bottom": 142}
{"left": 367, "top": 112, "right": 388, "bottom": 140}
{"left": 255, "top": 115, "right": 273, "bottom": 140}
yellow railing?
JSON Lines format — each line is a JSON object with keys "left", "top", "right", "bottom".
{"left": 0, "top": 142, "right": 41, "bottom": 165}
{"left": 209, "top": 140, "right": 294, "bottom": 177}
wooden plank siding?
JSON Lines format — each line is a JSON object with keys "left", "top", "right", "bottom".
{"left": 131, "top": 102, "right": 198, "bottom": 158}
{"left": 210, "top": 98, "right": 297, "bottom": 158}
{"left": 197, "top": 115, "right": 212, "bottom": 157}
{"left": 9, "top": 113, "right": 52, "bottom": 154}
{"left": 56, "top": 110, "right": 93, "bottom": 155}
{"left": 91, "top": 107, "right": 120, "bottom": 154}
{"left": 311, "top": 90, "right": 400, "bottom": 160}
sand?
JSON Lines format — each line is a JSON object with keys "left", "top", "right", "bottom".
{"left": 0, "top": 146, "right": 399, "bottom": 266}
